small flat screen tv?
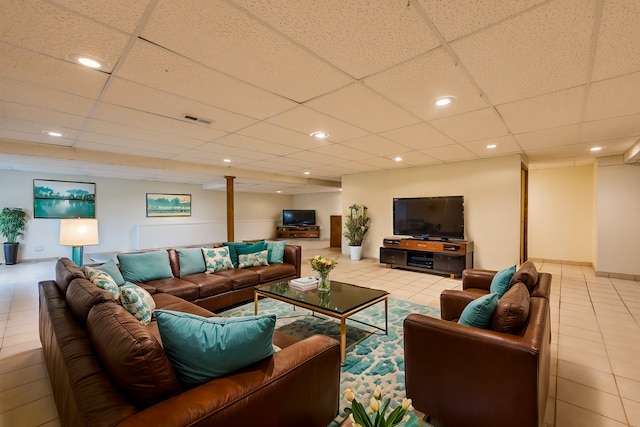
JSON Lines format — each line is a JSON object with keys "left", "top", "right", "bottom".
{"left": 393, "top": 196, "right": 464, "bottom": 239}
{"left": 282, "top": 209, "right": 316, "bottom": 226}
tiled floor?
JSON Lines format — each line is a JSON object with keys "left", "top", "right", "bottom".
{"left": 1, "top": 242, "right": 640, "bottom": 426}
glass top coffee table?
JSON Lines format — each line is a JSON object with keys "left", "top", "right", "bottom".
{"left": 254, "top": 280, "right": 389, "bottom": 364}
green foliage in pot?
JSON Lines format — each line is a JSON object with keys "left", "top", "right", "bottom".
{"left": 0, "top": 208, "right": 28, "bottom": 244}
{"left": 344, "top": 204, "right": 370, "bottom": 246}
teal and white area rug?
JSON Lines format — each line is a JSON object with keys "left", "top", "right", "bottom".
{"left": 221, "top": 297, "right": 440, "bottom": 425}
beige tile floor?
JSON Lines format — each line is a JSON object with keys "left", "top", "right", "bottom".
{"left": 1, "top": 243, "right": 640, "bottom": 426}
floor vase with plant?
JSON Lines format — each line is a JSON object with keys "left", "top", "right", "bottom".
{"left": 0, "top": 208, "right": 28, "bottom": 265}
{"left": 344, "top": 204, "right": 370, "bottom": 261}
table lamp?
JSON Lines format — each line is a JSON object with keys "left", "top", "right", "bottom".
{"left": 59, "top": 218, "right": 99, "bottom": 266}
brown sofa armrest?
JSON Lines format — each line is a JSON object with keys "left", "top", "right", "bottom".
{"left": 440, "top": 290, "right": 476, "bottom": 320}
{"left": 531, "top": 272, "right": 552, "bottom": 299}
{"left": 284, "top": 244, "right": 302, "bottom": 278}
{"left": 461, "top": 268, "right": 496, "bottom": 291}
{"left": 117, "top": 335, "right": 340, "bottom": 427}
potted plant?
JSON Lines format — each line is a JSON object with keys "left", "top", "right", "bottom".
{"left": 344, "top": 204, "right": 370, "bottom": 261}
{"left": 0, "top": 207, "right": 28, "bottom": 265}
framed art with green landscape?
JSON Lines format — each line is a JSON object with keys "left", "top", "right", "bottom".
{"left": 33, "top": 179, "right": 96, "bottom": 219}
{"left": 146, "top": 193, "right": 191, "bottom": 217}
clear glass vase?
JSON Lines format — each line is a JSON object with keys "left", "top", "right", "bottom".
{"left": 317, "top": 270, "right": 331, "bottom": 292}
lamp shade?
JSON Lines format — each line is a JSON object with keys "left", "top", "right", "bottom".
{"left": 59, "top": 218, "right": 99, "bottom": 246}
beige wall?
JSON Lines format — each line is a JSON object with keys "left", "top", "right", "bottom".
{"left": 528, "top": 165, "right": 594, "bottom": 264}
{"left": 292, "top": 192, "right": 342, "bottom": 240}
{"left": 341, "top": 155, "right": 523, "bottom": 270}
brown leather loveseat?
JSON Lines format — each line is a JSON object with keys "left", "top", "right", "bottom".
{"left": 39, "top": 257, "right": 341, "bottom": 427}
{"left": 403, "top": 262, "right": 552, "bottom": 427}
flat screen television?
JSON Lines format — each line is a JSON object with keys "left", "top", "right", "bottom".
{"left": 282, "top": 209, "right": 316, "bottom": 226}
{"left": 393, "top": 196, "right": 464, "bottom": 239}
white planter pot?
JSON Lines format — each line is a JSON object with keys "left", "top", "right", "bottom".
{"left": 349, "top": 245, "right": 363, "bottom": 261}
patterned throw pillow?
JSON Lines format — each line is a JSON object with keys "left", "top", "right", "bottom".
{"left": 120, "top": 283, "right": 155, "bottom": 326}
{"left": 86, "top": 266, "right": 120, "bottom": 300}
{"left": 202, "top": 247, "right": 234, "bottom": 273}
{"left": 238, "top": 250, "right": 269, "bottom": 269}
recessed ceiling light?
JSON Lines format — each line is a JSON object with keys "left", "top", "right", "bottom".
{"left": 223, "top": 159, "right": 231, "bottom": 163}
{"left": 486, "top": 144, "right": 497, "bottom": 149}
{"left": 69, "top": 53, "right": 105, "bottom": 69}
{"left": 433, "top": 96, "right": 456, "bottom": 107}
{"left": 276, "top": 190, "right": 282, "bottom": 194}
{"left": 393, "top": 156, "right": 403, "bottom": 162}
{"left": 310, "top": 131, "right": 329, "bottom": 139}
{"left": 42, "top": 130, "right": 66, "bottom": 137}
{"left": 304, "top": 171, "right": 310, "bottom": 175}
{"left": 589, "top": 146, "right": 604, "bottom": 152}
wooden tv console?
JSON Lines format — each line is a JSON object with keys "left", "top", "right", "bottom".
{"left": 380, "top": 237, "right": 473, "bottom": 278}
{"left": 276, "top": 225, "right": 320, "bottom": 238}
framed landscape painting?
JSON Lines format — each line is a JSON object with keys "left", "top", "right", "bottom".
{"left": 146, "top": 193, "right": 191, "bottom": 217}
{"left": 33, "top": 179, "right": 96, "bottom": 218}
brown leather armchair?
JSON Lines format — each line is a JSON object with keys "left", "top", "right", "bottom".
{"left": 403, "top": 265, "right": 552, "bottom": 427}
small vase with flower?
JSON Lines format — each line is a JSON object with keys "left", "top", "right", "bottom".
{"left": 309, "top": 255, "right": 338, "bottom": 292}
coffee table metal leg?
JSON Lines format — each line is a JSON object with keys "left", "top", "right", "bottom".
{"left": 254, "top": 292, "right": 259, "bottom": 315}
{"left": 340, "top": 318, "right": 347, "bottom": 364}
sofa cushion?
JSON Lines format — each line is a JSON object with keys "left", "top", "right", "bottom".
{"left": 179, "top": 273, "right": 233, "bottom": 298}
{"left": 266, "top": 240, "right": 286, "bottom": 264}
{"left": 510, "top": 261, "right": 539, "bottom": 292}
{"left": 120, "top": 283, "right": 156, "bottom": 326}
{"left": 155, "top": 310, "right": 276, "bottom": 389}
{"left": 490, "top": 283, "right": 530, "bottom": 333}
{"left": 117, "top": 251, "right": 174, "bottom": 283}
{"left": 145, "top": 277, "right": 199, "bottom": 301}
{"left": 66, "top": 278, "right": 117, "bottom": 325}
{"left": 458, "top": 292, "right": 499, "bottom": 329}
{"left": 236, "top": 240, "right": 268, "bottom": 255}
{"left": 214, "top": 268, "right": 261, "bottom": 289}
{"left": 238, "top": 249, "right": 269, "bottom": 268}
{"left": 247, "top": 263, "right": 296, "bottom": 283}
{"left": 176, "top": 248, "right": 206, "bottom": 276}
{"left": 94, "top": 260, "right": 125, "bottom": 286}
{"left": 55, "top": 258, "right": 85, "bottom": 293}
{"left": 223, "top": 242, "right": 250, "bottom": 267}
{"left": 202, "top": 247, "right": 234, "bottom": 273}
{"left": 489, "top": 265, "right": 516, "bottom": 297}
{"left": 87, "top": 303, "right": 181, "bottom": 407}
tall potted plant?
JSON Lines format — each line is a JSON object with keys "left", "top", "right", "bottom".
{"left": 344, "top": 204, "right": 370, "bottom": 261}
{"left": 0, "top": 207, "right": 28, "bottom": 265}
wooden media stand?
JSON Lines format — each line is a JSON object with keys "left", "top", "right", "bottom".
{"left": 276, "top": 225, "right": 320, "bottom": 238}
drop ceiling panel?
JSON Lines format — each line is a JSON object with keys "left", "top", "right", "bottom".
{"left": 0, "top": 45, "right": 108, "bottom": 98}
{"left": 238, "top": 162, "right": 299, "bottom": 174}
{"left": 429, "top": 108, "right": 509, "bottom": 142}
{"left": 0, "top": 129, "right": 74, "bottom": 147}
{"left": 364, "top": 47, "right": 488, "bottom": 121}
{"left": 83, "top": 119, "right": 204, "bottom": 149}
{"left": 305, "top": 83, "right": 420, "bottom": 133}
{"left": 50, "top": 0, "right": 151, "bottom": 34}
{"left": 335, "top": 161, "right": 383, "bottom": 173}
{"left": 462, "top": 135, "right": 522, "bottom": 158}
{"left": 102, "top": 79, "right": 257, "bottom": 133}
{"left": 591, "top": 0, "right": 640, "bottom": 81}
{"left": 116, "top": 41, "right": 297, "bottom": 120}
{"left": 141, "top": 0, "right": 352, "bottom": 102}
{"left": 309, "top": 144, "right": 377, "bottom": 162}
{"left": 418, "top": 0, "right": 547, "bottom": 41}
{"left": 584, "top": 73, "right": 640, "bottom": 122}
{"left": 77, "top": 131, "right": 190, "bottom": 155}
{"left": 0, "top": 0, "right": 130, "bottom": 73}
{"left": 194, "top": 143, "right": 276, "bottom": 161}
{"left": 379, "top": 122, "right": 455, "bottom": 150}
{"left": 398, "top": 151, "right": 440, "bottom": 167}
{"left": 171, "top": 151, "right": 256, "bottom": 167}
{"left": 237, "top": 122, "right": 330, "bottom": 150}
{"left": 0, "top": 117, "right": 80, "bottom": 141}
{"left": 0, "top": 101, "right": 87, "bottom": 130}
{"left": 341, "top": 135, "right": 411, "bottom": 157}
{"left": 260, "top": 156, "right": 324, "bottom": 169}
{"left": 451, "top": 0, "right": 594, "bottom": 104}
{"left": 514, "top": 125, "right": 581, "bottom": 150}
{"left": 421, "top": 144, "right": 477, "bottom": 162}
{"left": 234, "top": 0, "right": 441, "bottom": 78}
{"left": 285, "top": 150, "right": 347, "bottom": 166}
{"left": 580, "top": 114, "right": 640, "bottom": 143}
{"left": 356, "top": 156, "right": 409, "bottom": 169}
{"left": 214, "top": 134, "right": 300, "bottom": 156}
{"left": 266, "top": 106, "right": 369, "bottom": 142}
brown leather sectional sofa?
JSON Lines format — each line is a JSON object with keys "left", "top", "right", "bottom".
{"left": 404, "top": 262, "right": 552, "bottom": 427}
{"left": 39, "top": 250, "right": 341, "bottom": 427}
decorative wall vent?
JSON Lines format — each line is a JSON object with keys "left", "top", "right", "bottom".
{"left": 180, "top": 113, "right": 213, "bottom": 125}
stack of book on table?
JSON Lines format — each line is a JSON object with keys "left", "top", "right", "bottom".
{"left": 289, "top": 276, "right": 318, "bottom": 291}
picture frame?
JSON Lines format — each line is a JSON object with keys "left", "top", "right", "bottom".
{"left": 33, "top": 179, "right": 96, "bottom": 219}
{"left": 146, "top": 193, "right": 192, "bottom": 217}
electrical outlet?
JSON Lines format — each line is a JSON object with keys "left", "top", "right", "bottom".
{"left": 35, "top": 245, "right": 44, "bottom": 251}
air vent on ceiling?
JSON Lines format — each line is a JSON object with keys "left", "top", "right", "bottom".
{"left": 180, "top": 113, "right": 213, "bottom": 125}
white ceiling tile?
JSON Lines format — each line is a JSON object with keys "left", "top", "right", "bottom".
{"left": 141, "top": 0, "right": 352, "bottom": 102}
{"left": 429, "top": 108, "right": 509, "bottom": 142}
{"left": 498, "top": 86, "right": 585, "bottom": 134}
{"left": 379, "top": 122, "right": 455, "bottom": 150}
{"left": 341, "top": 135, "right": 411, "bottom": 157}
{"left": 234, "top": 0, "right": 441, "bottom": 78}
{"left": 266, "top": 106, "right": 369, "bottom": 142}
{"left": 451, "top": 0, "right": 595, "bottom": 104}
{"left": 514, "top": 125, "right": 581, "bottom": 150}
{"left": 184, "top": 145, "right": 274, "bottom": 161}
{"left": 49, "top": 0, "right": 151, "bottom": 34}
{"left": 172, "top": 152, "right": 256, "bottom": 167}
{"left": 584, "top": 73, "right": 640, "bottom": 122}
{"left": 261, "top": 156, "right": 324, "bottom": 169}
{"left": 83, "top": 119, "right": 204, "bottom": 149}
{"left": 0, "top": 101, "right": 86, "bottom": 130}
{"left": 237, "top": 122, "right": 330, "bottom": 150}
{"left": 397, "top": 151, "right": 440, "bottom": 167}
{"left": 0, "top": 129, "right": 74, "bottom": 147}
{"left": 421, "top": 144, "right": 477, "bottom": 162}
{"left": 580, "top": 114, "right": 640, "bottom": 144}
{"left": 305, "top": 83, "right": 420, "bottom": 133}
{"left": 418, "top": 0, "right": 547, "bottom": 41}
{"left": 285, "top": 150, "right": 347, "bottom": 166}
{"left": 238, "top": 162, "right": 298, "bottom": 174}
{"left": 309, "top": 144, "right": 377, "bottom": 162}
{"left": 365, "top": 47, "right": 488, "bottom": 121}
{"left": 592, "top": 1, "right": 640, "bottom": 80}
{"left": 356, "top": 156, "right": 409, "bottom": 169}
{"left": 335, "top": 161, "right": 384, "bottom": 173}
{"left": 116, "top": 40, "right": 297, "bottom": 120}
{"left": 462, "top": 135, "right": 523, "bottom": 158}
{"left": 74, "top": 140, "right": 176, "bottom": 158}
{"left": 215, "top": 134, "right": 300, "bottom": 156}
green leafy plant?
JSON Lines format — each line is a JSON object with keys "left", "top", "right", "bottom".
{"left": 343, "top": 386, "right": 414, "bottom": 427}
{"left": 344, "top": 204, "right": 370, "bottom": 246}
{"left": 0, "top": 208, "right": 28, "bottom": 244}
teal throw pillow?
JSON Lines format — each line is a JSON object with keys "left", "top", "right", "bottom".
{"left": 266, "top": 240, "right": 286, "bottom": 263}
{"left": 202, "top": 247, "right": 234, "bottom": 273}
{"left": 238, "top": 250, "right": 269, "bottom": 268}
{"left": 235, "top": 240, "right": 268, "bottom": 255}
{"left": 155, "top": 310, "right": 276, "bottom": 389}
{"left": 117, "top": 251, "right": 174, "bottom": 283}
{"left": 177, "top": 248, "right": 206, "bottom": 276}
{"left": 94, "top": 260, "right": 126, "bottom": 286}
{"left": 458, "top": 293, "right": 499, "bottom": 329}
{"left": 223, "top": 242, "right": 250, "bottom": 267}
{"left": 120, "top": 283, "right": 155, "bottom": 326}
{"left": 490, "top": 265, "right": 517, "bottom": 297}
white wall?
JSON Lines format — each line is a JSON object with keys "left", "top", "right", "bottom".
{"left": 595, "top": 159, "right": 640, "bottom": 276}
{"left": 528, "top": 165, "right": 594, "bottom": 263}
{"left": 341, "top": 155, "right": 523, "bottom": 269}
{"left": 292, "top": 192, "right": 342, "bottom": 239}
{"left": 0, "top": 170, "right": 293, "bottom": 263}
